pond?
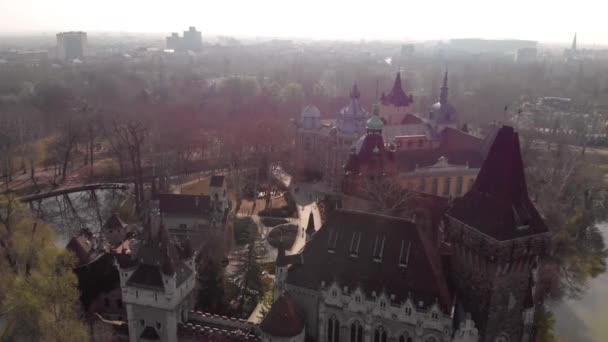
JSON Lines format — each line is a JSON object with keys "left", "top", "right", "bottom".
{"left": 552, "top": 222, "right": 608, "bottom": 342}
{"left": 28, "top": 189, "right": 131, "bottom": 247}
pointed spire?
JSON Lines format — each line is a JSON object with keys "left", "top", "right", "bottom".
{"left": 392, "top": 72, "right": 403, "bottom": 94}
{"left": 305, "top": 212, "right": 315, "bottom": 236}
{"left": 440, "top": 69, "right": 449, "bottom": 105}
{"left": 350, "top": 83, "right": 360, "bottom": 100}
{"left": 572, "top": 33, "right": 577, "bottom": 50}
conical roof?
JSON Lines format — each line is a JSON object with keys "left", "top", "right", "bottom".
{"left": 366, "top": 115, "right": 384, "bottom": 131}
{"left": 260, "top": 294, "right": 304, "bottom": 337}
{"left": 447, "top": 126, "right": 548, "bottom": 241}
{"left": 305, "top": 212, "right": 315, "bottom": 236}
{"left": 381, "top": 72, "right": 413, "bottom": 107}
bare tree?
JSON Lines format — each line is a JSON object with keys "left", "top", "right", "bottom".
{"left": 361, "top": 174, "right": 416, "bottom": 214}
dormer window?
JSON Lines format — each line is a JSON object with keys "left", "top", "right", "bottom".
{"left": 328, "top": 229, "right": 340, "bottom": 253}
{"left": 355, "top": 295, "right": 361, "bottom": 303}
{"left": 372, "top": 236, "right": 385, "bottom": 262}
{"left": 379, "top": 300, "right": 386, "bottom": 310}
{"left": 349, "top": 232, "right": 361, "bottom": 257}
{"left": 431, "top": 312, "right": 438, "bottom": 320}
{"left": 405, "top": 306, "right": 412, "bottom": 316}
{"left": 513, "top": 204, "right": 530, "bottom": 230}
{"left": 399, "top": 240, "right": 412, "bottom": 268}
{"left": 331, "top": 289, "right": 338, "bottom": 297}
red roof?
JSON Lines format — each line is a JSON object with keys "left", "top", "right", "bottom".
{"left": 345, "top": 133, "right": 395, "bottom": 175}
{"left": 260, "top": 294, "right": 304, "bottom": 337}
{"left": 400, "top": 114, "right": 423, "bottom": 125}
{"left": 447, "top": 126, "right": 548, "bottom": 241}
{"left": 438, "top": 127, "right": 482, "bottom": 151}
{"left": 381, "top": 73, "right": 413, "bottom": 107}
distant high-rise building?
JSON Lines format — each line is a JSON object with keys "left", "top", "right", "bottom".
{"left": 56, "top": 31, "right": 87, "bottom": 61}
{"left": 165, "top": 27, "right": 203, "bottom": 52}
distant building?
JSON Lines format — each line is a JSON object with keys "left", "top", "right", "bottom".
{"left": 165, "top": 27, "right": 203, "bottom": 52}
{"left": 56, "top": 31, "right": 87, "bottom": 60}
{"left": 515, "top": 47, "right": 537, "bottom": 63}
{"left": 379, "top": 72, "right": 414, "bottom": 125}
{"left": 448, "top": 38, "right": 537, "bottom": 54}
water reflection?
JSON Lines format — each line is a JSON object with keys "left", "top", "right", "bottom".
{"left": 29, "top": 189, "right": 130, "bottom": 247}
{"left": 552, "top": 223, "right": 608, "bottom": 342}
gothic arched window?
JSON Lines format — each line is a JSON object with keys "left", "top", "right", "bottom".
{"left": 328, "top": 315, "right": 340, "bottom": 342}
{"left": 374, "top": 326, "right": 387, "bottom": 342}
{"left": 398, "top": 334, "right": 413, "bottom": 342}
{"left": 350, "top": 320, "right": 363, "bottom": 342}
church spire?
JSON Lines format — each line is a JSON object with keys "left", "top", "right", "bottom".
{"left": 350, "top": 83, "right": 360, "bottom": 100}
{"left": 572, "top": 33, "right": 577, "bottom": 50}
{"left": 439, "top": 69, "right": 449, "bottom": 105}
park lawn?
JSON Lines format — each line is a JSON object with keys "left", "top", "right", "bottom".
{"left": 180, "top": 177, "right": 211, "bottom": 195}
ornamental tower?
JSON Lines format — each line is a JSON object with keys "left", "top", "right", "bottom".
{"left": 446, "top": 126, "right": 549, "bottom": 342}
{"left": 117, "top": 201, "right": 196, "bottom": 342}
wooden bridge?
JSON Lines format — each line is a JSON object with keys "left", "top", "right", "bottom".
{"left": 19, "top": 183, "right": 129, "bottom": 202}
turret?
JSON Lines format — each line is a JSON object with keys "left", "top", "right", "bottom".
{"left": 274, "top": 244, "right": 288, "bottom": 300}
{"left": 305, "top": 212, "right": 315, "bottom": 242}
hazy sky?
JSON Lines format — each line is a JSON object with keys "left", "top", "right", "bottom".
{"left": 0, "top": 0, "right": 606, "bottom": 44}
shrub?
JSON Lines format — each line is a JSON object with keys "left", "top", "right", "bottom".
{"left": 233, "top": 217, "right": 258, "bottom": 245}
{"left": 266, "top": 224, "right": 298, "bottom": 249}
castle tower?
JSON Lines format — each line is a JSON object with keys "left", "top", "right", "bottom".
{"left": 274, "top": 244, "right": 289, "bottom": 300}
{"left": 117, "top": 206, "right": 196, "bottom": 342}
{"left": 379, "top": 72, "right": 414, "bottom": 124}
{"left": 429, "top": 69, "right": 458, "bottom": 131}
{"left": 446, "top": 126, "right": 549, "bottom": 342}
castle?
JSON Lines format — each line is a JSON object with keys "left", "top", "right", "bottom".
{"left": 111, "top": 125, "right": 547, "bottom": 342}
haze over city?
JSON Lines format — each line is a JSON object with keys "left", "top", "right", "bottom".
{"left": 1, "top": 0, "right": 607, "bottom": 44}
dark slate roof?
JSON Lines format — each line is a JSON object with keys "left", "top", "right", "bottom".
{"left": 127, "top": 264, "right": 164, "bottom": 290}
{"left": 345, "top": 132, "right": 395, "bottom": 174}
{"left": 66, "top": 234, "right": 104, "bottom": 268}
{"left": 305, "top": 212, "right": 315, "bottom": 235}
{"left": 140, "top": 326, "right": 160, "bottom": 340}
{"left": 260, "top": 294, "right": 304, "bottom": 337}
{"left": 438, "top": 127, "right": 482, "bottom": 151}
{"left": 210, "top": 175, "right": 225, "bottom": 187}
{"left": 447, "top": 126, "right": 548, "bottom": 241}
{"left": 103, "top": 213, "right": 127, "bottom": 231}
{"left": 158, "top": 193, "right": 210, "bottom": 216}
{"left": 381, "top": 72, "right": 413, "bottom": 107}
{"left": 286, "top": 210, "right": 453, "bottom": 311}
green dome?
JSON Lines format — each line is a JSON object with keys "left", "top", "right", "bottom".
{"left": 366, "top": 115, "right": 384, "bottom": 130}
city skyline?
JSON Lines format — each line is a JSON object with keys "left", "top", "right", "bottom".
{"left": 0, "top": 0, "right": 607, "bottom": 45}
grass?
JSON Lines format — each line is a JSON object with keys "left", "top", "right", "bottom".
{"left": 266, "top": 224, "right": 298, "bottom": 249}
{"left": 180, "top": 177, "right": 211, "bottom": 195}
{"left": 233, "top": 217, "right": 258, "bottom": 245}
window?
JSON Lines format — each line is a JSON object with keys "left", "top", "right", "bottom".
{"left": 456, "top": 176, "right": 463, "bottom": 195}
{"left": 155, "top": 292, "right": 158, "bottom": 301}
{"left": 135, "top": 291, "right": 139, "bottom": 298}
{"left": 350, "top": 321, "right": 363, "bottom": 342}
{"left": 104, "top": 298, "right": 110, "bottom": 307}
{"left": 372, "top": 236, "right": 386, "bottom": 262}
{"left": 117, "top": 299, "right": 123, "bottom": 309}
{"left": 156, "top": 322, "right": 162, "bottom": 330}
{"left": 399, "top": 334, "right": 412, "bottom": 342}
{"left": 355, "top": 295, "right": 361, "bottom": 303}
{"left": 349, "top": 232, "right": 362, "bottom": 257}
{"left": 328, "top": 316, "right": 340, "bottom": 342}
{"left": 443, "top": 177, "right": 451, "bottom": 196}
{"left": 380, "top": 300, "right": 386, "bottom": 310}
{"left": 374, "top": 326, "right": 387, "bottom": 342}
{"left": 405, "top": 306, "right": 412, "bottom": 316}
{"left": 431, "top": 178, "right": 438, "bottom": 195}
{"left": 431, "top": 312, "right": 438, "bottom": 320}
{"left": 331, "top": 289, "right": 338, "bottom": 297}
{"left": 139, "top": 319, "right": 144, "bottom": 326}
{"left": 399, "top": 240, "right": 411, "bottom": 267}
